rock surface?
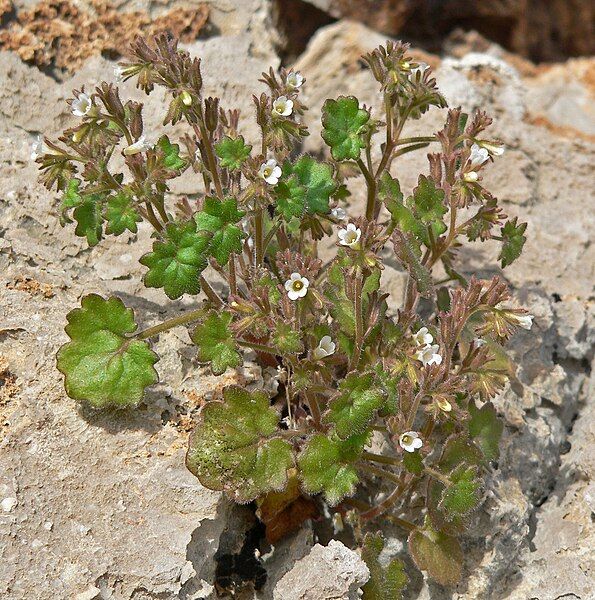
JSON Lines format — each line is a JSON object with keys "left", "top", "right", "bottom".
{"left": 0, "top": 5, "right": 593, "bottom": 600}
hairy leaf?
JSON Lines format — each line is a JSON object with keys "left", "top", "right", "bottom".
{"left": 192, "top": 311, "right": 242, "bottom": 375}
{"left": 468, "top": 400, "right": 503, "bottom": 462}
{"left": 105, "top": 191, "right": 142, "bottom": 235}
{"left": 298, "top": 431, "right": 369, "bottom": 505}
{"left": 408, "top": 520, "right": 463, "bottom": 586}
{"left": 215, "top": 135, "right": 252, "bottom": 170}
{"left": 274, "top": 177, "right": 307, "bottom": 220}
{"left": 186, "top": 386, "right": 293, "bottom": 503}
{"left": 410, "top": 175, "right": 447, "bottom": 238}
{"left": 439, "top": 465, "right": 482, "bottom": 520}
{"left": 56, "top": 294, "right": 158, "bottom": 408}
{"left": 272, "top": 322, "right": 303, "bottom": 354}
{"left": 157, "top": 135, "right": 186, "bottom": 171}
{"left": 140, "top": 220, "right": 211, "bottom": 299}
{"left": 194, "top": 197, "right": 245, "bottom": 265}
{"left": 325, "top": 372, "right": 386, "bottom": 439}
{"left": 499, "top": 217, "right": 527, "bottom": 268}
{"left": 321, "top": 96, "right": 370, "bottom": 161}
{"left": 289, "top": 156, "right": 336, "bottom": 215}
{"left": 73, "top": 194, "right": 104, "bottom": 246}
{"left": 403, "top": 450, "right": 424, "bottom": 474}
{"left": 361, "top": 532, "right": 408, "bottom": 600}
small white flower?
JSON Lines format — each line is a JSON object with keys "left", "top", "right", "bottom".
{"left": 123, "top": 135, "right": 153, "bottom": 156}
{"left": 415, "top": 343, "right": 443, "bottom": 366}
{"left": 463, "top": 171, "right": 479, "bottom": 183}
{"left": 413, "top": 326, "right": 433, "bottom": 347}
{"left": 259, "top": 158, "right": 282, "bottom": 185}
{"left": 479, "top": 140, "right": 505, "bottom": 156}
{"left": 312, "top": 335, "right": 336, "bottom": 360}
{"left": 399, "top": 431, "right": 423, "bottom": 453}
{"left": 436, "top": 397, "right": 452, "bottom": 412}
{"left": 338, "top": 223, "right": 361, "bottom": 248}
{"left": 114, "top": 65, "right": 125, "bottom": 82}
{"left": 286, "top": 71, "right": 304, "bottom": 89}
{"left": 272, "top": 96, "right": 293, "bottom": 117}
{"left": 331, "top": 207, "right": 347, "bottom": 221}
{"left": 473, "top": 337, "right": 486, "bottom": 348}
{"left": 468, "top": 143, "right": 489, "bottom": 168}
{"left": 409, "top": 62, "right": 429, "bottom": 80}
{"left": 284, "top": 272, "right": 309, "bottom": 301}
{"left": 513, "top": 313, "right": 534, "bottom": 330}
{"left": 71, "top": 93, "right": 92, "bottom": 117}
{"left": 30, "top": 135, "right": 48, "bottom": 160}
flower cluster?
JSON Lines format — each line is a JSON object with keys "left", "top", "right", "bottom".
{"left": 35, "top": 36, "right": 532, "bottom": 592}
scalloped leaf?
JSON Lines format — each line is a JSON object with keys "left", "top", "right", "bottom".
{"left": 186, "top": 386, "right": 293, "bottom": 503}
{"left": 194, "top": 196, "right": 245, "bottom": 265}
{"left": 73, "top": 194, "right": 104, "bottom": 246}
{"left": 410, "top": 175, "right": 447, "bottom": 238}
{"left": 272, "top": 322, "right": 303, "bottom": 354}
{"left": 156, "top": 135, "right": 186, "bottom": 171}
{"left": 298, "top": 431, "right": 369, "bottom": 505}
{"left": 499, "top": 217, "right": 527, "bottom": 268}
{"left": 56, "top": 294, "right": 158, "bottom": 408}
{"left": 321, "top": 96, "right": 370, "bottom": 161}
{"left": 274, "top": 177, "right": 307, "bottom": 220}
{"left": 105, "top": 191, "right": 142, "bottom": 235}
{"left": 289, "top": 156, "right": 336, "bottom": 215}
{"left": 140, "top": 220, "right": 211, "bottom": 299}
{"left": 325, "top": 372, "right": 386, "bottom": 439}
{"left": 361, "top": 532, "right": 408, "bottom": 600}
{"left": 215, "top": 135, "right": 252, "bottom": 170}
{"left": 408, "top": 520, "right": 463, "bottom": 587}
{"left": 438, "top": 465, "right": 482, "bottom": 521}
{"left": 191, "top": 311, "right": 242, "bottom": 375}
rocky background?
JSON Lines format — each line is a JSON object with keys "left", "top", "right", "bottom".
{"left": 0, "top": 1, "right": 593, "bottom": 599}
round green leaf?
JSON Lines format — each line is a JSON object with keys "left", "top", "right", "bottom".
{"left": 140, "top": 220, "right": 211, "bottom": 299}
{"left": 191, "top": 311, "right": 242, "bottom": 375}
{"left": 186, "top": 386, "right": 293, "bottom": 503}
{"left": 298, "top": 431, "right": 369, "bottom": 505}
{"left": 321, "top": 96, "right": 370, "bottom": 161}
{"left": 56, "top": 295, "right": 158, "bottom": 408}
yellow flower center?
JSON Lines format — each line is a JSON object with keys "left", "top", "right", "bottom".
{"left": 292, "top": 281, "right": 303, "bottom": 291}
{"left": 402, "top": 435, "right": 412, "bottom": 446}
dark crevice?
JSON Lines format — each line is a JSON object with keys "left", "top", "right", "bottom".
{"left": 271, "top": 0, "right": 336, "bottom": 66}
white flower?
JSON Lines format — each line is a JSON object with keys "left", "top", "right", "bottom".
{"left": 436, "top": 397, "right": 452, "bottom": 412}
{"left": 399, "top": 431, "right": 423, "bottom": 453}
{"left": 259, "top": 159, "right": 282, "bottom": 185}
{"left": 413, "top": 326, "right": 433, "bottom": 347}
{"left": 338, "top": 223, "right": 361, "bottom": 248}
{"left": 286, "top": 71, "right": 304, "bottom": 89}
{"left": 123, "top": 135, "right": 153, "bottom": 156}
{"left": 30, "top": 135, "right": 48, "bottom": 160}
{"left": 272, "top": 96, "right": 293, "bottom": 117}
{"left": 463, "top": 171, "right": 479, "bottom": 183}
{"left": 468, "top": 143, "right": 489, "bottom": 168}
{"left": 312, "top": 336, "right": 336, "bottom": 360}
{"left": 331, "top": 207, "right": 347, "bottom": 221}
{"left": 473, "top": 337, "right": 486, "bottom": 348}
{"left": 114, "top": 65, "right": 125, "bottom": 82}
{"left": 479, "top": 140, "right": 505, "bottom": 156}
{"left": 513, "top": 313, "right": 534, "bottom": 330}
{"left": 415, "top": 343, "right": 443, "bottom": 366}
{"left": 409, "top": 62, "right": 429, "bottom": 80}
{"left": 284, "top": 272, "right": 309, "bottom": 301}
{"left": 71, "top": 93, "right": 92, "bottom": 117}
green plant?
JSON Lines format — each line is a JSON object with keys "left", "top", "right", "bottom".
{"left": 35, "top": 35, "right": 532, "bottom": 592}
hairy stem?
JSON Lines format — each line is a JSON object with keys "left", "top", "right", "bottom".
{"left": 136, "top": 308, "right": 206, "bottom": 340}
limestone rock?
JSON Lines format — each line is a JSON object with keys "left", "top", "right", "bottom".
{"left": 272, "top": 540, "right": 369, "bottom": 600}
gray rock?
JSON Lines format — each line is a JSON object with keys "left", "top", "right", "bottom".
{"left": 273, "top": 540, "right": 369, "bottom": 600}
